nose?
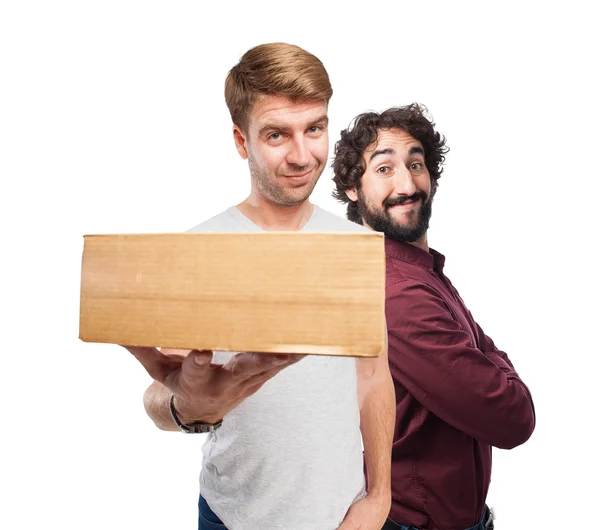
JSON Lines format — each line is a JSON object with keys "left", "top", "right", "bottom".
{"left": 393, "top": 165, "right": 417, "bottom": 197}
{"left": 286, "top": 135, "right": 311, "bottom": 167}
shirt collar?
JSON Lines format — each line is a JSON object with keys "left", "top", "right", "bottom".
{"left": 384, "top": 237, "right": 446, "bottom": 273}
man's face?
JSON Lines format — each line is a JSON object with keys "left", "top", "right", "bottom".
{"left": 233, "top": 96, "right": 329, "bottom": 206}
{"left": 346, "top": 128, "right": 433, "bottom": 243}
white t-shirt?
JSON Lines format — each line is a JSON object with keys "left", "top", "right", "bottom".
{"left": 188, "top": 205, "right": 368, "bottom": 530}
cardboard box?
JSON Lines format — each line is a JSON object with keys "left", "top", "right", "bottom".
{"left": 79, "top": 232, "right": 385, "bottom": 357}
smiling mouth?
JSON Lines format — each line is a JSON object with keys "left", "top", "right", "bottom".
{"left": 283, "top": 169, "right": 313, "bottom": 178}
{"left": 282, "top": 164, "right": 320, "bottom": 178}
{"left": 389, "top": 198, "right": 421, "bottom": 209}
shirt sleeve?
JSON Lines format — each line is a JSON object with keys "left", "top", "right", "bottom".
{"left": 386, "top": 279, "right": 536, "bottom": 449}
{"left": 473, "top": 318, "right": 516, "bottom": 370}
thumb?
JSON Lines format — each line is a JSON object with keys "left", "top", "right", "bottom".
{"left": 178, "top": 349, "right": 214, "bottom": 386}
{"left": 187, "top": 349, "right": 213, "bottom": 366}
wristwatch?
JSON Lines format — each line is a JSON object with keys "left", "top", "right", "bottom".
{"left": 169, "top": 393, "right": 223, "bottom": 433}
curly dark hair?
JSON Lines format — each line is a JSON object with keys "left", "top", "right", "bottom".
{"left": 332, "top": 103, "right": 449, "bottom": 223}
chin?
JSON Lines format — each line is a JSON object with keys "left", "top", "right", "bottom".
{"left": 389, "top": 212, "right": 417, "bottom": 226}
{"left": 282, "top": 192, "right": 312, "bottom": 206}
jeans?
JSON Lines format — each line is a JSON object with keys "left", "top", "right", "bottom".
{"left": 198, "top": 495, "right": 229, "bottom": 530}
{"left": 382, "top": 506, "right": 494, "bottom": 530}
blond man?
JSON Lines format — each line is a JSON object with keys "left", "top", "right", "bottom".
{"left": 127, "top": 43, "right": 395, "bottom": 530}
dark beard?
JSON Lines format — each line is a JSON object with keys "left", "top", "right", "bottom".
{"left": 357, "top": 189, "right": 433, "bottom": 242}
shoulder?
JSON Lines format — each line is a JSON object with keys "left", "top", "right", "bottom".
{"left": 385, "top": 276, "right": 450, "bottom": 322}
{"left": 309, "top": 205, "right": 371, "bottom": 232}
{"left": 186, "top": 207, "right": 240, "bottom": 233}
{"left": 386, "top": 260, "right": 436, "bottom": 290}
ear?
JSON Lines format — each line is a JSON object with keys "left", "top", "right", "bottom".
{"left": 233, "top": 125, "right": 248, "bottom": 160}
{"left": 345, "top": 187, "right": 358, "bottom": 202}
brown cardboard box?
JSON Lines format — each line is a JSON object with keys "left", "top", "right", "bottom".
{"left": 79, "top": 232, "right": 385, "bottom": 357}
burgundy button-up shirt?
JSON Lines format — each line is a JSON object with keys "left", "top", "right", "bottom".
{"left": 385, "top": 238, "right": 535, "bottom": 530}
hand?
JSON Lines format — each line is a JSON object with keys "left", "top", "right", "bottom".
{"left": 124, "top": 346, "right": 304, "bottom": 423}
{"left": 337, "top": 494, "right": 391, "bottom": 530}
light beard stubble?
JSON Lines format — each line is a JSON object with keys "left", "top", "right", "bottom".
{"left": 248, "top": 153, "right": 323, "bottom": 207}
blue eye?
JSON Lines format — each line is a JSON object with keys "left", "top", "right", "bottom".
{"left": 269, "top": 132, "right": 281, "bottom": 140}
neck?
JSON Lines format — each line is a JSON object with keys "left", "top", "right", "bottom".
{"left": 362, "top": 221, "right": 430, "bottom": 252}
{"left": 237, "top": 193, "right": 314, "bottom": 231}
{"left": 408, "top": 234, "right": 429, "bottom": 252}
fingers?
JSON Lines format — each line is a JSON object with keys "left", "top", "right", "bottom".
{"left": 124, "top": 346, "right": 304, "bottom": 387}
{"left": 123, "top": 346, "right": 182, "bottom": 383}
{"left": 160, "top": 347, "right": 192, "bottom": 358}
{"left": 286, "top": 354, "right": 306, "bottom": 365}
{"left": 125, "top": 346, "right": 306, "bottom": 422}
{"left": 223, "top": 352, "right": 302, "bottom": 382}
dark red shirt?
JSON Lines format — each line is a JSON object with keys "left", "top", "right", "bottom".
{"left": 385, "top": 238, "right": 535, "bottom": 530}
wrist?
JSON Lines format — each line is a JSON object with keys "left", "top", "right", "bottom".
{"left": 366, "top": 487, "right": 392, "bottom": 506}
{"left": 171, "top": 394, "right": 222, "bottom": 426}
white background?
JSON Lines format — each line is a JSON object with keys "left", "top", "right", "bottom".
{"left": 1, "top": 1, "right": 598, "bottom": 528}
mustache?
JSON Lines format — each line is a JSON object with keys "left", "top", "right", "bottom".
{"left": 383, "top": 191, "right": 427, "bottom": 209}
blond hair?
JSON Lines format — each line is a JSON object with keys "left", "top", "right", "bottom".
{"left": 224, "top": 43, "right": 332, "bottom": 131}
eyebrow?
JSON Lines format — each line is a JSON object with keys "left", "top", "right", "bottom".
{"left": 369, "top": 145, "right": 425, "bottom": 162}
{"left": 258, "top": 115, "right": 329, "bottom": 137}
{"left": 369, "top": 148, "right": 394, "bottom": 162}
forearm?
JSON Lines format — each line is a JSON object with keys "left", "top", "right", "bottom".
{"left": 387, "top": 283, "right": 535, "bottom": 449}
{"left": 143, "top": 381, "right": 178, "bottom": 431}
{"left": 393, "top": 347, "right": 535, "bottom": 449}
{"left": 360, "top": 369, "right": 395, "bottom": 499}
